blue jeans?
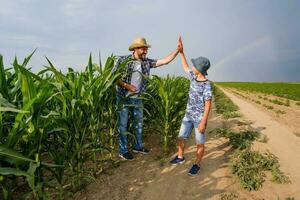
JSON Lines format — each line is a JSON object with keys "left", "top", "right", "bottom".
{"left": 178, "top": 117, "right": 206, "bottom": 144}
{"left": 116, "top": 96, "right": 143, "bottom": 154}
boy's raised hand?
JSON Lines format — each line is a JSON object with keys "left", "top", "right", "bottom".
{"left": 177, "top": 36, "right": 183, "bottom": 53}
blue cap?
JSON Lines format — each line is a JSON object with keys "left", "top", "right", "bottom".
{"left": 191, "top": 56, "right": 210, "bottom": 75}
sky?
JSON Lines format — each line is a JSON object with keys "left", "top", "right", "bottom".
{"left": 0, "top": 0, "right": 300, "bottom": 81}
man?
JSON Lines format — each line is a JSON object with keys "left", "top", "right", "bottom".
{"left": 114, "top": 37, "right": 181, "bottom": 160}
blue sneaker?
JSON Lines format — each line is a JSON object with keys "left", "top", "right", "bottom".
{"left": 188, "top": 164, "right": 201, "bottom": 176}
{"left": 170, "top": 156, "right": 185, "bottom": 165}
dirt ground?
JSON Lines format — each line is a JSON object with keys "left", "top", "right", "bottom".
{"left": 223, "top": 87, "right": 300, "bottom": 135}
{"left": 73, "top": 89, "right": 300, "bottom": 200}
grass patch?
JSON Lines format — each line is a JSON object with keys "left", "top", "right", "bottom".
{"left": 213, "top": 86, "right": 239, "bottom": 119}
{"left": 216, "top": 82, "right": 300, "bottom": 101}
{"left": 255, "top": 100, "right": 261, "bottom": 104}
{"left": 274, "top": 110, "right": 286, "bottom": 115}
{"left": 230, "top": 150, "right": 291, "bottom": 191}
{"left": 216, "top": 128, "right": 260, "bottom": 150}
{"left": 269, "top": 99, "right": 290, "bottom": 107}
{"left": 219, "top": 192, "right": 239, "bottom": 200}
{"left": 263, "top": 104, "right": 274, "bottom": 110}
{"left": 257, "top": 133, "right": 268, "bottom": 143}
{"left": 215, "top": 127, "right": 289, "bottom": 191}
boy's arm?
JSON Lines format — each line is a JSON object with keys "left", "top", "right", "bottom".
{"left": 178, "top": 36, "right": 189, "bottom": 73}
{"left": 179, "top": 51, "right": 190, "bottom": 73}
{"left": 198, "top": 100, "right": 212, "bottom": 133}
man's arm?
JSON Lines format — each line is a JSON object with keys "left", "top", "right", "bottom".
{"left": 154, "top": 37, "right": 182, "bottom": 67}
{"left": 114, "top": 56, "right": 137, "bottom": 92}
{"left": 117, "top": 80, "right": 137, "bottom": 92}
{"left": 155, "top": 48, "right": 179, "bottom": 67}
{"left": 198, "top": 100, "right": 212, "bottom": 133}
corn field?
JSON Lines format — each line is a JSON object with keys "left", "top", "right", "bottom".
{"left": 0, "top": 52, "right": 189, "bottom": 199}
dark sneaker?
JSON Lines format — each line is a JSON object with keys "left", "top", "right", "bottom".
{"left": 188, "top": 164, "right": 201, "bottom": 176}
{"left": 132, "top": 147, "right": 149, "bottom": 154}
{"left": 170, "top": 156, "right": 185, "bottom": 165}
{"left": 119, "top": 152, "right": 134, "bottom": 160}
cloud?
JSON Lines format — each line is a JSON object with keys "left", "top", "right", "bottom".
{"left": 0, "top": 0, "right": 300, "bottom": 81}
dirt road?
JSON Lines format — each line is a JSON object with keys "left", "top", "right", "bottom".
{"left": 222, "top": 88, "right": 300, "bottom": 198}
{"left": 74, "top": 89, "right": 300, "bottom": 200}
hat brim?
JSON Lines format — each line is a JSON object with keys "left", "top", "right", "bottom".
{"left": 129, "top": 44, "right": 151, "bottom": 51}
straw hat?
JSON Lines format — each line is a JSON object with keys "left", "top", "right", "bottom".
{"left": 128, "top": 37, "right": 151, "bottom": 51}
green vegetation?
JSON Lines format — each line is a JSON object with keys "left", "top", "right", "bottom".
{"left": 219, "top": 192, "right": 239, "bottom": 200}
{"left": 263, "top": 104, "right": 274, "bottom": 110}
{"left": 269, "top": 98, "right": 290, "bottom": 107}
{"left": 213, "top": 86, "right": 240, "bottom": 119}
{"left": 0, "top": 52, "right": 126, "bottom": 199}
{"left": 231, "top": 150, "right": 291, "bottom": 191}
{"left": 255, "top": 100, "right": 261, "bottom": 104}
{"left": 144, "top": 75, "right": 189, "bottom": 152}
{"left": 217, "top": 82, "right": 300, "bottom": 101}
{"left": 0, "top": 53, "right": 190, "bottom": 199}
{"left": 215, "top": 128, "right": 259, "bottom": 150}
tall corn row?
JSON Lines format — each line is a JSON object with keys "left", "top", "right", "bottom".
{"left": 0, "top": 53, "right": 124, "bottom": 199}
{"left": 144, "top": 75, "right": 189, "bottom": 152}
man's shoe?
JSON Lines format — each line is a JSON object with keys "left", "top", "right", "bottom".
{"left": 188, "top": 164, "right": 201, "bottom": 176}
{"left": 119, "top": 152, "right": 134, "bottom": 160}
{"left": 132, "top": 147, "right": 149, "bottom": 154}
{"left": 170, "top": 156, "right": 185, "bottom": 165}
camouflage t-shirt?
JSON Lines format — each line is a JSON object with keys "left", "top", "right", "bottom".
{"left": 184, "top": 70, "right": 213, "bottom": 122}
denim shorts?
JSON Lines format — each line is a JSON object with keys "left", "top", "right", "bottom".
{"left": 178, "top": 117, "right": 206, "bottom": 144}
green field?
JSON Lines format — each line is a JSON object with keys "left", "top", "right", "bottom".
{"left": 216, "top": 82, "right": 300, "bottom": 101}
{"left": 0, "top": 53, "right": 189, "bottom": 199}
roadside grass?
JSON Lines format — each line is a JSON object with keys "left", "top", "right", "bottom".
{"left": 269, "top": 99, "right": 290, "bottom": 107}
{"left": 219, "top": 192, "right": 239, "bottom": 200}
{"left": 215, "top": 128, "right": 259, "bottom": 150}
{"left": 216, "top": 82, "right": 300, "bottom": 101}
{"left": 263, "top": 104, "right": 274, "bottom": 110}
{"left": 213, "top": 85, "right": 240, "bottom": 119}
{"left": 230, "top": 150, "right": 291, "bottom": 191}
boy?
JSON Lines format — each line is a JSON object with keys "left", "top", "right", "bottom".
{"left": 170, "top": 37, "right": 212, "bottom": 176}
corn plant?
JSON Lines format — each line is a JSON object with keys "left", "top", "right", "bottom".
{"left": 0, "top": 52, "right": 127, "bottom": 199}
{"left": 144, "top": 75, "right": 189, "bottom": 152}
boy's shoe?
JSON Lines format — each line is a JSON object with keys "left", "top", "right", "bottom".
{"left": 188, "top": 164, "right": 201, "bottom": 176}
{"left": 119, "top": 152, "right": 134, "bottom": 160}
{"left": 132, "top": 147, "right": 149, "bottom": 154}
{"left": 170, "top": 156, "right": 185, "bottom": 165}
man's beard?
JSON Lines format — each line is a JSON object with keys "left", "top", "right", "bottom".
{"left": 141, "top": 53, "right": 146, "bottom": 59}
